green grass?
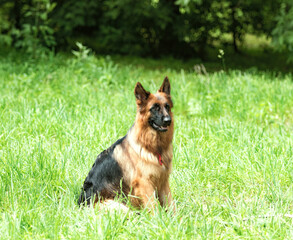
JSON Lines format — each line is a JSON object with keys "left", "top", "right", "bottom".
{"left": 0, "top": 50, "right": 293, "bottom": 239}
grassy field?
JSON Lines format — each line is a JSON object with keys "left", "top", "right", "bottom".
{"left": 0, "top": 50, "right": 293, "bottom": 239}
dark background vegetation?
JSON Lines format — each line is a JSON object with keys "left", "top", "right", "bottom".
{"left": 0, "top": 0, "right": 292, "bottom": 71}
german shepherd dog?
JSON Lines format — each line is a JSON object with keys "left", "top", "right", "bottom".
{"left": 78, "top": 77, "right": 174, "bottom": 211}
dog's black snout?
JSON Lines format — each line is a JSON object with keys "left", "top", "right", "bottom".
{"left": 163, "top": 116, "right": 171, "bottom": 126}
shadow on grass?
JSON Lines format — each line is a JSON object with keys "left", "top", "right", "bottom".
{"left": 0, "top": 45, "right": 292, "bottom": 74}
{"left": 111, "top": 46, "right": 292, "bottom": 74}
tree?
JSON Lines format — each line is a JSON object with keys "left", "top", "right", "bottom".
{"left": 272, "top": 1, "right": 293, "bottom": 62}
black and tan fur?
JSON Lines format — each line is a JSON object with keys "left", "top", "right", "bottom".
{"left": 78, "top": 77, "right": 174, "bottom": 210}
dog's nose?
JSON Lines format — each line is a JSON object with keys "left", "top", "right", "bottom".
{"left": 163, "top": 116, "right": 171, "bottom": 126}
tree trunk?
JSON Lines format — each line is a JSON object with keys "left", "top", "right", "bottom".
{"left": 13, "top": 0, "right": 21, "bottom": 29}
{"left": 231, "top": 6, "right": 239, "bottom": 53}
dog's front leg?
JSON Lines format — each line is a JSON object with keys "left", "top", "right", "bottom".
{"left": 158, "top": 181, "right": 176, "bottom": 211}
{"left": 132, "top": 179, "right": 158, "bottom": 211}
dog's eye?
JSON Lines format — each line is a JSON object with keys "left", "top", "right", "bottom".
{"left": 165, "top": 104, "right": 170, "bottom": 111}
{"left": 152, "top": 104, "right": 160, "bottom": 111}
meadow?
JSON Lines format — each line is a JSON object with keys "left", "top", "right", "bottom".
{"left": 0, "top": 50, "right": 293, "bottom": 239}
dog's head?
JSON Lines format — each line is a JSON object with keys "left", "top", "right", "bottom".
{"left": 134, "top": 77, "right": 173, "bottom": 132}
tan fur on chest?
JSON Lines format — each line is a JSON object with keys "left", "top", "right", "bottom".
{"left": 113, "top": 131, "right": 172, "bottom": 186}
{"left": 112, "top": 127, "right": 173, "bottom": 208}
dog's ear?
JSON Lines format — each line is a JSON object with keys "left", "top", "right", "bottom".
{"left": 158, "top": 76, "right": 171, "bottom": 95}
{"left": 134, "top": 82, "right": 150, "bottom": 105}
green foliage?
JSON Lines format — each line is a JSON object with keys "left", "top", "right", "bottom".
{"left": 217, "top": 48, "right": 226, "bottom": 71}
{"left": 50, "top": 0, "right": 102, "bottom": 48}
{"left": 0, "top": 0, "right": 292, "bottom": 61}
{"left": 0, "top": 2, "right": 13, "bottom": 46}
{"left": 1, "top": 51, "right": 293, "bottom": 239}
{"left": 272, "top": 2, "right": 293, "bottom": 62}
{"left": 72, "top": 42, "right": 92, "bottom": 60}
{"left": 94, "top": 0, "right": 180, "bottom": 56}
{"left": 0, "top": 0, "right": 56, "bottom": 57}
